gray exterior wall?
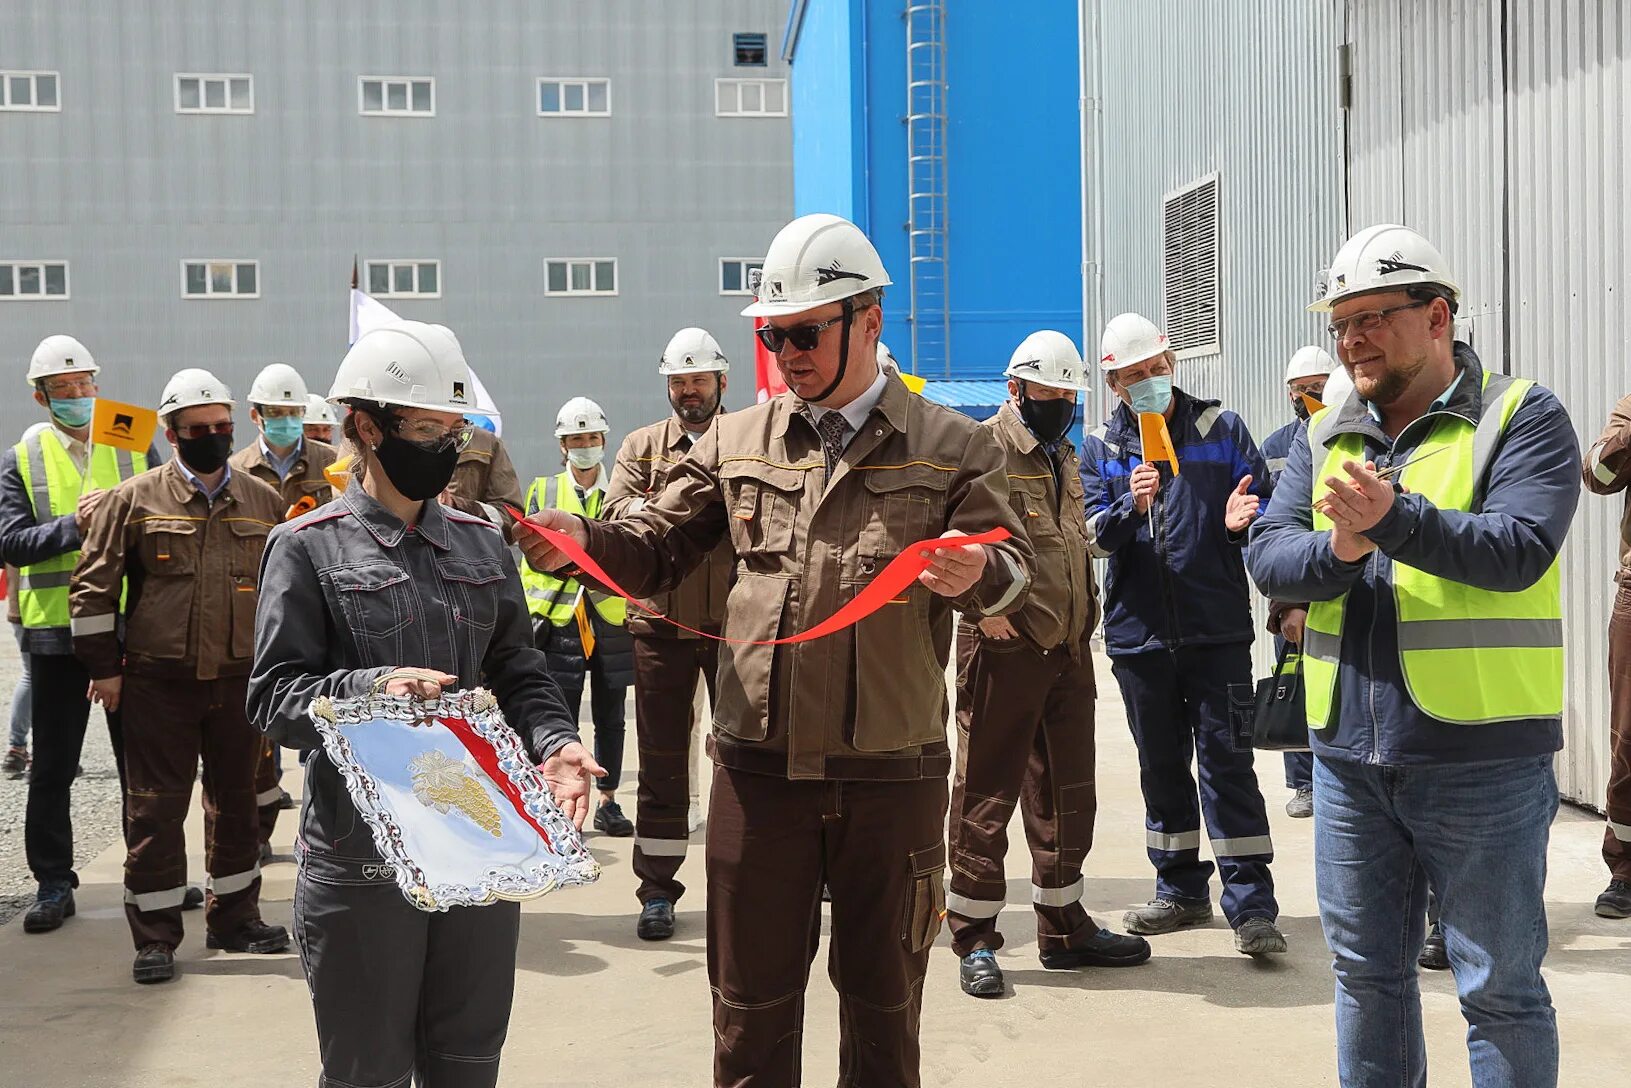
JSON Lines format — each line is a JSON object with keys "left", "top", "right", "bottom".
{"left": 0, "top": 0, "right": 792, "bottom": 477}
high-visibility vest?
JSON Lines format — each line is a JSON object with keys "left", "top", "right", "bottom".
{"left": 1303, "top": 370, "right": 1563, "bottom": 727}
{"left": 519, "top": 472, "right": 627, "bottom": 627}
{"left": 14, "top": 429, "right": 147, "bottom": 631}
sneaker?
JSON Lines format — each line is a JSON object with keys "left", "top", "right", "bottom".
{"left": 1595, "top": 880, "right": 1631, "bottom": 919}
{"left": 687, "top": 800, "right": 703, "bottom": 833}
{"left": 637, "top": 898, "right": 675, "bottom": 941}
{"left": 593, "top": 799, "right": 634, "bottom": 837}
{"left": 959, "top": 949, "right": 1004, "bottom": 997}
{"left": 1285, "top": 786, "right": 1314, "bottom": 819}
{"left": 2, "top": 745, "right": 28, "bottom": 778}
{"left": 22, "top": 882, "right": 75, "bottom": 934}
{"left": 1039, "top": 926, "right": 1152, "bottom": 969}
{"left": 1418, "top": 922, "right": 1450, "bottom": 970}
{"left": 1122, "top": 898, "right": 1213, "bottom": 936}
{"left": 1234, "top": 917, "right": 1288, "bottom": 956}
{"left": 206, "top": 920, "right": 290, "bottom": 954}
{"left": 133, "top": 943, "right": 176, "bottom": 984}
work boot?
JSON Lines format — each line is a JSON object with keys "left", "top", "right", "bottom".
{"left": 22, "top": 882, "right": 75, "bottom": 934}
{"left": 1418, "top": 922, "right": 1450, "bottom": 969}
{"left": 181, "top": 886, "right": 205, "bottom": 912}
{"left": 207, "top": 920, "right": 290, "bottom": 954}
{"left": 1039, "top": 926, "right": 1152, "bottom": 969}
{"left": 1234, "top": 917, "right": 1288, "bottom": 956}
{"left": 2, "top": 745, "right": 28, "bottom": 778}
{"left": 1122, "top": 898, "right": 1213, "bottom": 936}
{"left": 275, "top": 789, "right": 296, "bottom": 811}
{"left": 1285, "top": 786, "right": 1314, "bottom": 819}
{"left": 133, "top": 944, "right": 176, "bottom": 984}
{"left": 637, "top": 898, "right": 675, "bottom": 941}
{"left": 593, "top": 799, "right": 634, "bottom": 837}
{"left": 1596, "top": 880, "right": 1631, "bottom": 919}
{"left": 959, "top": 949, "right": 1004, "bottom": 997}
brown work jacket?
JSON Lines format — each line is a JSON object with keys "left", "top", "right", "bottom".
{"left": 445, "top": 428, "right": 524, "bottom": 538}
{"left": 71, "top": 461, "right": 282, "bottom": 681}
{"left": 228, "top": 437, "right": 337, "bottom": 519}
{"left": 1585, "top": 392, "right": 1631, "bottom": 580}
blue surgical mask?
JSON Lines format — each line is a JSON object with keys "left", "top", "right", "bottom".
{"left": 261, "top": 415, "right": 304, "bottom": 449}
{"left": 1127, "top": 375, "right": 1173, "bottom": 415}
{"left": 48, "top": 397, "right": 95, "bottom": 429}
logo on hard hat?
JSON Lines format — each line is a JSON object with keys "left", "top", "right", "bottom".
{"left": 451, "top": 381, "right": 467, "bottom": 402}
{"left": 1375, "top": 256, "right": 1429, "bottom": 276}
{"left": 201, "top": 389, "right": 214, "bottom": 399}
{"left": 1101, "top": 352, "right": 1116, "bottom": 363}
{"left": 815, "top": 263, "right": 867, "bottom": 287}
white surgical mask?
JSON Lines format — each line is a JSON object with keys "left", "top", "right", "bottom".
{"left": 567, "top": 446, "right": 604, "bottom": 470}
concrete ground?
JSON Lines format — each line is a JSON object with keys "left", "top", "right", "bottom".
{"left": 0, "top": 649, "right": 1626, "bottom": 1087}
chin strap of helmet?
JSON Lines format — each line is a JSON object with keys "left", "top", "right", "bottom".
{"left": 809, "top": 300, "right": 856, "bottom": 404}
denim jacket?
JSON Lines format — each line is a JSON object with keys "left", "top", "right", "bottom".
{"left": 247, "top": 484, "right": 579, "bottom": 861}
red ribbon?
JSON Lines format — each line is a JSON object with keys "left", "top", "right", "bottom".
{"left": 507, "top": 507, "right": 1009, "bottom": 647}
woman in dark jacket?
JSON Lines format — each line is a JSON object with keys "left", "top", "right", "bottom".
{"left": 248, "top": 320, "right": 602, "bottom": 1088}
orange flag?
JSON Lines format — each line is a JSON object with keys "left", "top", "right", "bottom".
{"left": 1300, "top": 392, "right": 1325, "bottom": 417}
{"left": 90, "top": 399, "right": 158, "bottom": 454}
{"left": 573, "top": 593, "right": 597, "bottom": 658}
{"left": 1139, "top": 412, "right": 1179, "bottom": 475}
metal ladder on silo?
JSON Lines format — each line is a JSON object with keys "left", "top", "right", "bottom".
{"left": 905, "top": 2, "right": 949, "bottom": 377}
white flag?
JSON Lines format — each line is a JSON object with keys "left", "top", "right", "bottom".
{"left": 347, "top": 288, "right": 503, "bottom": 435}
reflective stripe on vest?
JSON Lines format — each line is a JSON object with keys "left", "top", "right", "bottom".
{"left": 1303, "top": 371, "right": 1563, "bottom": 727}
{"left": 518, "top": 473, "right": 626, "bottom": 627}
{"left": 14, "top": 431, "right": 146, "bottom": 631}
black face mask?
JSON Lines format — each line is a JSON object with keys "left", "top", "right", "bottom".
{"left": 373, "top": 432, "right": 460, "bottom": 502}
{"left": 176, "top": 433, "right": 233, "bottom": 475}
{"left": 1292, "top": 394, "right": 1312, "bottom": 422}
{"left": 1019, "top": 393, "right": 1075, "bottom": 444}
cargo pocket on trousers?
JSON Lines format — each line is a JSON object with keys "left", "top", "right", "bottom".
{"left": 901, "top": 841, "right": 947, "bottom": 953}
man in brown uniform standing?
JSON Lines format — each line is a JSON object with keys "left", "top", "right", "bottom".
{"left": 602, "top": 326, "right": 733, "bottom": 940}
{"left": 947, "top": 331, "right": 1151, "bottom": 997}
{"left": 522, "top": 213, "right": 1031, "bottom": 1087}
{"left": 1584, "top": 393, "right": 1631, "bottom": 919}
{"left": 73, "top": 368, "right": 290, "bottom": 984}
{"left": 446, "top": 421, "right": 524, "bottom": 535}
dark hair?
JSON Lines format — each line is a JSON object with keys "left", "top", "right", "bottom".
{"left": 1407, "top": 283, "right": 1459, "bottom": 316}
{"left": 849, "top": 288, "right": 884, "bottom": 311}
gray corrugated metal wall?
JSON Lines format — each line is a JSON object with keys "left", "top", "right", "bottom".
{"left": 0, "top": 0, "right": 792, "bottom": 477}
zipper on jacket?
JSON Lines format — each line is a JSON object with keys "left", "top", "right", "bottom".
{"left": 1151, "top": 483, "right": 1183, "bottom": 649}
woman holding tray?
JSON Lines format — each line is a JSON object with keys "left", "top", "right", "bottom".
{"left": 248, "top": 319, "right": 603, "bottom": 1088}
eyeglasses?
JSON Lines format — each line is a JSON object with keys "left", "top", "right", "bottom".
{"left": 755, "top": 311, "right": 848, "bottom": 354}
{"left": 391, "top": 418, "right": 473, "bottom": 451}
{"left": 41, "top": 379, "right": 96, "bottom": 397}
{"left": 174, "top": 421, "right": 234, "bottom": 440}
{"left": 1326, "top": 300, "right": 1429, "bottom": 341}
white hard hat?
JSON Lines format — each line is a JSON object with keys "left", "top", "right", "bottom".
{"left": 303, "top": 393, "right": 337, "bottom": 426}
{"left": 1005, "top": 331, "right": 1084, "bottom": 391}
{"left": 27, "top": 334, "right": 99, "bottom": 387}
{"left": 1098, "top": 312, "right": 1170, "bottom": 371}
{"left": 1284, "top": 345, "right": 1337, "bottom": 384}
{"left": 1321, "top": 363, "right": 1356, "bottom": 415}
{"left": 740, "top": 213, "right": 892, "bottom": 318}
{"left": 248, "top": 363, "right": 309, "bottom": 408}
{"left": 555, "top": 396, "right": 609, "bottom": 437}
{"left": 659, "top": 327, "right": 729, "bottom": 375}
{"left": 328, "top": 320, "right": 473, "bottom": 415}
{"left": 158, "top": 368, "right": 235, "bottom": 419}
{"left": 1310, "top": 224, "right": 1461, "bottom": 313}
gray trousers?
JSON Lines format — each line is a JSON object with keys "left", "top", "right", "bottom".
{"left": 294, "top": 851, "right": 521, "bottom": 1088}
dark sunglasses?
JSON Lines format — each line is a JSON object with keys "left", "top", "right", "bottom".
{"left": 755, "top": 312, "right": 846, "bottom": 354}
{"left": 174, "top": 421, "right": 234, "bottom": 440}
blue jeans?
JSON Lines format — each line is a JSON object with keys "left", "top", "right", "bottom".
{"left": 9, "top": 623, "right": 30, "bottom": 749}
{"left": 1313, "top": 753, "right": 1558, "bottom": 1088}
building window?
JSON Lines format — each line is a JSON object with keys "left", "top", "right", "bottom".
{"left": 545, "top": 259, "right": 617, "bottom": 297}
{"left": 537, "top": 78, "right": 611, "bottom": 116}
{"left": 1161, "top": 173, "right": 1221, "bottom": 358}
{"left": 359, "top": 77, "right": 434, "bottom": 116}
{"left": 181, "top": 260, "right": 259, "bottom": 299}
{"left": 733, "top": 33, "right": 769, "bottom": 66}
{"left": 0, "top": 71, "right": 60, "bottom": 112}
{"left": 715, "top": 78, "right": 787, "bottom": 118}
{"left": 366, "top": 259, "right": 441, "bottom": 299}
{"left": 0, "top": 261, "right": 69, "bottom": 299}
{"left": 718, "top": 258, "right": 764, "bottom": 296}
{"left": 175, "top": 73, "right": 253, "bottom": 114}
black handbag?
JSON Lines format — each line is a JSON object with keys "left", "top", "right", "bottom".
{"left": 1228, "top": 643, "right": 1311, "bottom": 753}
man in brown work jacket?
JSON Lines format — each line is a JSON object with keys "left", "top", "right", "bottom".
{"left": 72, "top": 368, "right": 289, "bottom": 985}
{"left": 522, "top": 213, "right": 1032, "bottom": 1088}
{"left": 1585, "top": 393, "right": 1631, "bottom": 919}
{"left": 947, "top": 331, "right": 1151, "bottom": 998}
{"left": 602, "top": 325, "right": 733, "bottom": 941}
{"left": 445, "top": 423, "right": 524, "bottom": 536}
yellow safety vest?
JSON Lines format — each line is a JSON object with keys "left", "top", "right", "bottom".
{"left": 519, "top": 472, "right": 627, "bottom": 627}
{"left": 14, "top": 428, "right": 147, "bottom": 631}
{"left": 1303, "top": 370, "right": 1563, "bottom": 727}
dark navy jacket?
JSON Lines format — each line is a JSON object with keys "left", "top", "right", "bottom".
{"left": 1261, "top": 419, "right": 1301, "bottom": 486}
{"left": 1246, "top": 344, "right": 1579, "bottom": 766}
{"left": 1080, "top": 388, "right": 1271, "bottom": 656}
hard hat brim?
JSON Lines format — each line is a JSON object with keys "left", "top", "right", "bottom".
{"left": 1003, "top": 369, "right": 1083, "bottom": 393}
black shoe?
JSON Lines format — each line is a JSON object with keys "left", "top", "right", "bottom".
{"left": 1040, "top": 926, "right": 1152, "bottom": 969}
{"left": 1234, "top": 917, "right": 1289, "bottom": 957}
{"left": 2, "top": 745, "right": 28, "bottom": 778}
{"left": 593, "top": 800, "right": 634, "bottom": 837}
{"left": 206, "top": 920, "right": 290, "bottom": 954}
{"left": 637, "top": 898, "right": 675, "bottom": 941}
{"left": 1122, "top": 898, "right": 1213, "bottom": 936}
{"left": 1285, "top": 786, "right": 1314, "bottom": 819}
{"left": 1595, "top": 880, "right": 1631, "bottom": 919}
{"left": 181, "top": 886, "right": 205, "bottom": 912}
{"left": 959, "top": 949, "right": 1004, "bottom": 997}
{"left": 22, "top": 883, "right": 75, "bottom": 934}
{"left": 133, "top": 944, "right": 176, "bottom": 984}
{"left": 258, "top": 841, "right": 274, "bottom": 863}
{"left": 275, "top": 789, "right": 296, "bottom": 811}
{"left": 1418, "top": 922, "right": 1450, "bottom": 970}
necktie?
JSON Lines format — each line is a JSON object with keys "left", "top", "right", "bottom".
{"left": 677, "top": 434, "right": 694, "bottom": 453}
{"left": 816, "top": 412, "right": 849, "bottom": 477}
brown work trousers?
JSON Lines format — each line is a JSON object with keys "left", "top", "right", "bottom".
{"left": 255, "top": 739, "right": 282, "bottom": 848}
{"left": 947, "top": 627, "right": 1098, "bottom": 956}
{"left": 122, "top": 674, "right": 264, "bottom": 949}
{"left": 631, "top": 633, "right": 718, "bottom": 904}
{"left": 707, "top": 766, "right": 947, "bottom": 1088}
{"left": 1606, "top": 583, "right": 1631, "bottom": 881}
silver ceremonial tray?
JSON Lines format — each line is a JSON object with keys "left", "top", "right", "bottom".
{"left": 309, "top": 688, "right": 600, "bottom": 911}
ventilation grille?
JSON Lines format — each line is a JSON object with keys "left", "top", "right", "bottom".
{"left": 1162, "top": 173, "right": 1221, "bottom": 357}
